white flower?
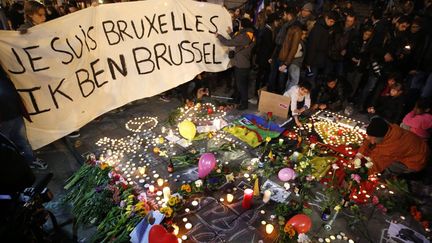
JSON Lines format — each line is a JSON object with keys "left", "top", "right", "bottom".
{"left": 195, "top": 179, "right": 203, "bottom": 188}
{"left": 297, "top": 233, "right": 311, "bottom": 243}
{"left": 365, "top": 161, "right": 374, "bottom": 168}
{"left": 353, "top": 158, "right": 362, "bottom": 169}
{"left": 332, "top": 163, "right": 340, "bottom": 170}
{"left": 310, "top": 143, "right": 316, "bottom": 149}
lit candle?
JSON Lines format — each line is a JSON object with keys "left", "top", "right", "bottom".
{"left": 172, "top": 224, "right": 179, "bottom": 235}
{"left": 278, "top": 139, "right": 283, "bottom": 146}
{"left": 163, "top": 187, "right": 171, "bottom": 201}
{"left": 263, "top": 190, "right": 271, "bottom": 203}
{"left": 292, "top": 151, "right": 299, "bottom": 162}
{"left": 157, "top": 178, "right": 164, "bottom": 187}
{"left": 149, "top": 185, "right": 155, "bottom": 193}
{"left": 226, "top": 194, "right": 234, "bottom": 203}
{"left": 138, "top": 166, "right": 146, "bottom": 175}
{"left": 242, "top": 189, "right": 253, "bottom": 209}
{"left": 265, "top": 224, "right": 274, "bottom": 234}
{"left": 185, "top": 223, "right": 192, "bottom": 230}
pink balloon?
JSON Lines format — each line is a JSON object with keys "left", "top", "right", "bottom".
{"left": 278, "top": 168, "right": 296, "bottom": 181}
{"left": 198, "top": 153, "right": 217, "bottom": 178}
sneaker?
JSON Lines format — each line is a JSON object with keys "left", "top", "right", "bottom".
{"left": 30, "top": 158, "right": 48, "bottom": 170}
{"left": 248, "top": 98, "right": 258, "bottom": 105}
{"left": 159, "top": 95, "right": 171, "bottom": 102}
{"left": 67, "top": 131, "right": 80, "bottom": 138}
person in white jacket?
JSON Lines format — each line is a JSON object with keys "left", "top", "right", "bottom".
{"left": 283, "top": 81, "right": 312, "bottom": 127}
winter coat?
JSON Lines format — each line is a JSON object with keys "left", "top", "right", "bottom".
{"left": 345, "top": 34, "right": 372, "bottom": 72}
{"left": 217, "top": 28, "right": 255, "bottom": 69}
{"left": 358, "top": 124, "right": 429, "bottom": 174}
{"left": 328, "top": 25, "right": 357, "bottom": 61}
{"left": 0, "top": 66, "right": 31, "bottom": 123}
{"left": 255, "top": 25, "right": 275, "bottom": 67}
{"left": 304, "top": 18, "right": 332, "bottom": 68}
{"left": 278, "top": 23, "right": 303, "bottom": 66}
{"left": 402, "top": 111, "right": 432, "bottom": 139}
{"left": 316, "top": 83, "right": 344, "bottom": 109}
{"left": 373, "top": 95, "right": 405, "bottom": 124}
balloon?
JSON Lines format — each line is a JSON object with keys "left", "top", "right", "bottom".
{"left": 198, "top": 153, "right": 217, "bottom": 178}
{"left": 286, "top": 214, "right": 312, "bottom": 233}
{"left": 149, "top": 224, "right": 177, "bottom": 243}
{"left": 178, "top": 120, "right": 196, "bottom": 140}
{"left": 278, "top": 168, "right": 296, "bottom": 181}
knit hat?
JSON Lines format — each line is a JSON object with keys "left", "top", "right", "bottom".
{"left": 302, "top": 3, "right": 314, "bottom": 12}
{"left": 366, "top": 117, "right": 389, "bottom": 137}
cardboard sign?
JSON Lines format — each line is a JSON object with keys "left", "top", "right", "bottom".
{"left": 258, "top": 90, "right": 291, "bottom": 119}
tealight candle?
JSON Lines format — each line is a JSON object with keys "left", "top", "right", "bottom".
{"left": 182, "top": 218, "right": 188, "bottom": 222}
{"left": 263, "top": 190, "right": 271, "bottom": 203}
{"left": 265, "top": 224, "right": 274, "bottom": 235}
{"left": 191, "top": 200, "right": 198, "bottom": 207}
{"left": 138, "top": 166, "right": 146, "bottom": 175}
{"left": 163, "top": 187, "right": 171, "bottom": 201}
{"left": 278, "top": 139, "right": 283, "bottom": 146}
{"left": 157, "top": 178, "right": 164, "bottom": 187}
{"left": 226, "top": 194, "right": 234, "bottom": 203}
{"left": 185, "top": 223, "right": 192, "bottom": 230}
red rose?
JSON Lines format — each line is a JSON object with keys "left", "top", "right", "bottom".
{"left": 267, "top": 112, "right": 273, "bottom": 120}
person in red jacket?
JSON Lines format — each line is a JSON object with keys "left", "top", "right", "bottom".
{"left": 357, "top": 117, "right": 429, "bottom": 175}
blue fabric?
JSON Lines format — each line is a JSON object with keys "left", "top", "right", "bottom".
{"left": 242, "top": 114, "right": 285, "bottom": 133}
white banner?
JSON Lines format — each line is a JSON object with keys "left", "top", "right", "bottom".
{"left": 0, "top": 0, "right": 231, "bottom": 149}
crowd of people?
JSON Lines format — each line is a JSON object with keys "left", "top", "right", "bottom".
{"left": 0, "top": 0, "right": 431, "bottom": 176}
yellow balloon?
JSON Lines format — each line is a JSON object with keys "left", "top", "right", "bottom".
{"left": 178, "top": 120, "right": 196, "bottom": 140}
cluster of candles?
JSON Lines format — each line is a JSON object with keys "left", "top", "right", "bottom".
{"left": 125, "top": 116, "right": 158, "bottom": 133}
{"left": 317, "top": 232, "right": 355, "bottom": 242}
{"left": 177, "top": 103, "right": 227, "bottom": 124}
{"left": 313, "top": 121, "right": 365, "bottom": 146}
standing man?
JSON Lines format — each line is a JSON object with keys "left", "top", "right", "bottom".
{"left": 217, "top": 18, "right": 255, "bottom": 110}
{"left": 304, "top": 11, "right": 338, "bottom": 91}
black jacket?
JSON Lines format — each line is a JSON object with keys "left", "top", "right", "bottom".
{"left": 374, "top": 95, "right": 405, "bottom": 123}
{"left": 304, "top": 18, "right": 332, "bottom": 68}
{"left": 316, "top": 83, "right": 344, "bottom": 109}
{"left": 346, "top": 34, "right": 372, "bottom": 72}
{"left": 0, "top": 66, "right": 30, "bottom": 122}
{"left": 255, "top": 25, "right": 275, "bottom": 67}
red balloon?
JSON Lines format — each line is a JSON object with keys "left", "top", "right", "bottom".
{"left": 286, "top": 214, "right": 312, "bottom": 233}
{"left": 149, "top": 224, "right": 178, "bottom": 243}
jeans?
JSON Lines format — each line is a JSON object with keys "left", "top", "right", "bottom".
{"left": 0, "top": 117, "right": 35, "bottom": 163}
{"left": 285, "top": 64, "right": 300, "bottom": 91}
{"left": 234, "top": 67, "right": 250, "bottom": 107}
{"left": 359, "top": 72, "right": 378, "bottom": 109}
{"left": 346, "top": 70, "right": 364, "bottom": 98}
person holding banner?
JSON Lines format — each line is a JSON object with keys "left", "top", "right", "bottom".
{"left": 216, "top": 18, "right": 255, "bottom": 110}
{"left": 17, "top": 1, "right": 46, "bottom": 33}
{"left": 0, "top": 66, "right": 47, "bottom": 169}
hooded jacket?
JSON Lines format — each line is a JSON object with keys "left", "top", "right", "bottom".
{"left": 358, "top": 124, "right": 429, "bottom": 174}
{"left": 217, "top": 28, "right": 255, "bottom": 69}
